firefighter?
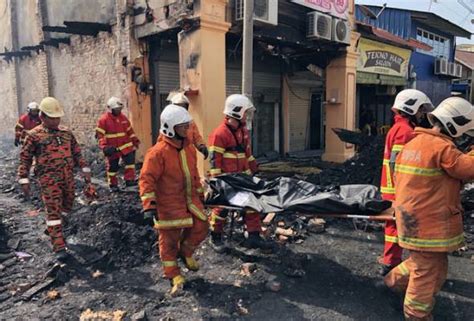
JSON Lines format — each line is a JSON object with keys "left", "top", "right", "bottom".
{"left": 167, "top": 92, "right": 209, "bottom": 159}
{"left": 96, "top": 97, "right": 140, "bottom": 192}
{"left": 379, "top": 89, "right": 434, "bottom": 276}
{"left": 14, "top": 102, "right": 42, "bottom": 146}
{"left": 384, "top": 97, "right": 474, "bottom": 320}
{"left": 208, "top": 94, "right": 271, "bottom": 253}
{"left": 17, "top": 97, "right": 92, "bottom": 261}
{"left": 140, "top": 104, "right": 208, "bottom": 297}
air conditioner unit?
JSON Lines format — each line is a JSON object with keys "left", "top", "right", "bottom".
{"left": 332, "top": 18, "right": 351, "bottom": 44}
{"left": 455, "top": 63, "right": 463, "bottom": 78}
{"left": 235, "top": 0, "right": 278, "bottom": 25}
{"left": 434, "top": 58, "right": 448, "bottom": 75}
{"left": 307, "top": 12, "right": 332, "bottom": 41}
{"left": 448, "top": 62, "right": 456, "bottom": 76}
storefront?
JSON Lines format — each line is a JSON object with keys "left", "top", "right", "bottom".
{"left": 356, "top": 37, "right": 411, "bottom": 134}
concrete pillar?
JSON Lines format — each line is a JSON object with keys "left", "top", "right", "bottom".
{"left": 322, "top": 31, "right": 360, "bottom": 163}
{"left": 178, "top": 0, "right": 230, "bottom": 173}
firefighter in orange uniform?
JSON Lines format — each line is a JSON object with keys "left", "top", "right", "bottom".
{"left": 17, "top": 97, "right": 92, "bottom": 262}
{"left": 96, "top": 97, "right": 140, "bottom": 192}
{"left": 167, "top": 92, "right": 208, "bottom": 159}
{"left": 384, "top": 97, "right": 474, "bottom": 320}
{"left": 208, "top": 94, "right": 271, "bottom": 253}
{"left": 379, "top": 89, "right": 433, "bottom": 276}
{"left": 140, "top": 104, "right": 208, "bottom": 296}
{"left": 14, "top": 102, "right": 42, "bottom": 146}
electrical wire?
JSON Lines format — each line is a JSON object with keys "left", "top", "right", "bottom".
{"left": 284, "top": 76, "right": 311, "bottom": 101}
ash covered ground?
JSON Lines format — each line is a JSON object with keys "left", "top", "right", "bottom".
{"left": 0, "top": 136, "right": 472, "bottom": 320}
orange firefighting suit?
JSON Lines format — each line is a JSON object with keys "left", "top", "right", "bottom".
{"left": 18, "top": 124, "right": 89, "bottom": 252}
{"left": 96, "top": 112, "right": 140, "bottom": 186}
{"left": 15, "top": 113, "right": 41, "bottom": 144}
{"left": 384, "top": 127, "right": 474, "bottom": 320}
{"left": 139, "top": 136, "right": 208, "bottom": 279}
{"left": 208, "top": 119, "right": 260, "bottom": 233}
{"left": 380, "top": 115, "right": 415, "bottom": 266}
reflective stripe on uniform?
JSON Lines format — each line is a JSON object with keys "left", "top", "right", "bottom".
{"left": 209, "top": 146, "right": 225, "bottom": 154}
{"left": 248, "top": 155, "right": 255, "bottom": 162}
{"left": 243, "top": 169, "right": 252, "bottom": 175}
{"left": 126, "top": 126, "right": 132, "bottom": 132}
{"left": 130, "top": 134, "right": 137, "bottom": 139}
{"left": 398, "top": 234, "right": 464, "bottom": 248}
{"left": 223, "top": 152, "right": 246, "bottom": 159}
{"left": 141, "top": 192, "right": 156, "bottom": 201}
{"left": 391, "top": 144, "right": 404, "bottom": 152}
{"left": 107, "top": 172, "right": 117, "bottom": 177}
{"left": 209, "top": 168, "right": 222, "bottom": 175}
{"left": 105, "top": 132, "right": 126, "bottom": 138}
{"left": 179, "top": 150, "right": 208, "bottom": 221}
{"left": 385, "top": 235, "right": 398, "bottom": 243}
{"left": 162, "top": 260, "right": 177, "bottom": 267}
{"left": 398, "top": 262, "right": 409, "bottom": 276}
{"left": 197, "top": 187, "right": 204, "bottom": 194}
{"left": 96, "top": 127, "right": 106, "bottom": 135}
{"left": 18, "top": 178, "right": 30, "bottom": 184}
{"left": 382, "top": 159, "right": 394, "bottom": 189}
{"left": 16, "top": 122, "right": 24, "bottom": 129}
{"left": 394, "top": 164, "right": 443, "bottom": 177}
{"left": 46, "top": 219, "right": 62, "bottom": 227}
{"left": 125, "top": 164, "right": 135, "bottom": 169}
{"left": 156, "top": 217, "right": 194, "bottom": 228}
{"left": 118, "top": 142, "right": 133, "bottom": 151}
{"left": 380, "top": 186, "right": 395, "bottom": 194}
{"left": 404, "top": 296, "right": 432, "bottom": 312}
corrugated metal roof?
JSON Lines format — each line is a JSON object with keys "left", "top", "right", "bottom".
{"left": 455, "top": 50, "right": 474, "bottom": 70}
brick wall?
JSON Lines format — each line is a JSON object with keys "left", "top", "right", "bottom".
{"left": 0, "top": 61, "right": 19, "bottom": 137}
{"left": 48, "top": 30, "right": 128, "bottom": 144}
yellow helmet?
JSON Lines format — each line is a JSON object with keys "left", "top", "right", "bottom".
{"left": 40, "top": 97, "right": 65, "bottom": 118}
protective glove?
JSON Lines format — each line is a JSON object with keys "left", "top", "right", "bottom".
{"left": 14, "top": 138, "right": 20, "bottom": 147}
{"left": 103, "top": 146, "right": 119, "bottom": 157}
{"left": 143, "top": 209, "right": 156, "bottom": 227}
{"left": 198, "top": 145, "right": 209, "bottom": 160}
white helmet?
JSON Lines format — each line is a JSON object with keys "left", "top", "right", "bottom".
{"left": 392, "top": 89, "right": 433, "bottom": 115}
{"left": 169, "top": 92, "right": 190, "bottom": 105}
{"left": 107, "top": 97, "right": 124, "bottom": 109}
{"left": 27, "top": 102, "right": 40, "bottom": 112}
{"left": 428, "top": 97, "right": 474, "bottom": 137}
{"left": 160, "top": 104, "right": 193, "bottom": 138}
{"left": 223, "top": 94, "right": 255, "bottom": 120}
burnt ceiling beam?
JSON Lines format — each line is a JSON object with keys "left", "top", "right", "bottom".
{"left": 40, "top": 38, "right": 71, "bottom": 48}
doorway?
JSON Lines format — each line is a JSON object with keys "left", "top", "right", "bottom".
{"left": 309, "top": 93, "right": 323, "bottom": 150}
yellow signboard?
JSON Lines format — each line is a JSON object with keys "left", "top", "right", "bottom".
{"left": 357, "top": 38, "right": 411, "bottom": 78}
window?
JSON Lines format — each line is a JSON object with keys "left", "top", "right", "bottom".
{"left": 416, "top": 28, "right": 450, "bottom": 58}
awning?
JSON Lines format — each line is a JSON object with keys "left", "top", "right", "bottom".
{"left": 357, "top": 22, "right": 432, "bottom": 51}
{"left": 357, "top": 72, "right": 407, "bottom": 86}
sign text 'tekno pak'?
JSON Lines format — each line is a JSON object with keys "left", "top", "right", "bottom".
{"left": 357, "top": 38, "right": 412, "bottom": 78}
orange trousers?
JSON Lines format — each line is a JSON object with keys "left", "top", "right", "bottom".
{"left": 209, "top": 208, "right": 261, "bottom": 233}
{"left": 158, "top": 217, "right": 209, "bottom": 279}
{"left": 384, "top": 251, "right": 448, "bottom": 321}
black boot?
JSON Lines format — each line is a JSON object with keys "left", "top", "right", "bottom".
{"left": 209, "top": 232, "right": 226, "bottom": 253}
{"left": 245, "top": 232, "right": 274, "bottom": 252}
{"left": 125, "top": 180, "right": 137, "bottom": 187}
{"left": 379, "top": 264, "right": 396, "bottom": 277}
{"left": 54, "top": 249, "right": 70, "bottom": 263}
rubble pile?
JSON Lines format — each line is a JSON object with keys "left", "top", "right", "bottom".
{"left": 65, "top": 193, "right": 156, "bottom": 269}
{"left": 318, "top": 129, "right": 385, "bottom": 186}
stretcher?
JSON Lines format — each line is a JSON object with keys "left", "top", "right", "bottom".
{"left": 206, "top": 205, "right": 395, "bottom": 221}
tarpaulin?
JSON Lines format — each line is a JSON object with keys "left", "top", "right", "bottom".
{"left": 206, "top": 174, "right": 391, "bottom": 215}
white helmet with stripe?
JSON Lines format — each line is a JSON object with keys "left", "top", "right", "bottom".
{"left": 107, "top": 97, "right": 124, "bottom": 109}
{"left": 392, "top": 89, "right": 433, "bottom": 115}
{"left": 160, "top": 104, "right": 192, "bottom": 138}
{"left": 169, "top": 92, "right": 190, "bottom": 105}
{"left": 428, "top": 97, "right": 474, "bottom": 137}
{"left": 223, "top": 94, "right": 255, "bottom": 120}
{"left": 27, "top": 102, "right": 40, "bottom": 112}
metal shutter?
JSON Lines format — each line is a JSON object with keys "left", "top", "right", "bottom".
{"left": 157, "top": 61, "right": 180, "bottom": 94}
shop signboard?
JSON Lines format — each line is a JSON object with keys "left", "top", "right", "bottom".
{"left": 291, "top": 0, "right": 349, "bottom": 19}
{"left": 357, "top": 38, "right": 411, "bottom": 78}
